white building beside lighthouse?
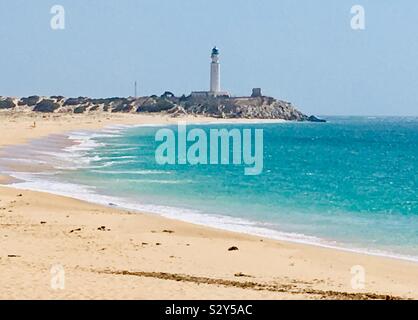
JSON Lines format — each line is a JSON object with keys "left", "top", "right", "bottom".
{"left": 192, "top": 47, "right": 230, "bottom": 98}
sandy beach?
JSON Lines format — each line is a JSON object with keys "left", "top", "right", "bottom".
{"left": 1, "top": 111, "right": 418, "bottom": 300}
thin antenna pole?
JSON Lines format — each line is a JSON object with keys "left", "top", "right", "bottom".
{"left": 134, "top": 81, "right": 137, "bottom": 98}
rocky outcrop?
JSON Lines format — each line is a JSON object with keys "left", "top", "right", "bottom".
{"left": 307, "top": 115, "right": 326, "bottom": 122}
{"left": 132, "top": 95, "right": 308, "bottom": 120}
{"left": 0, "top": 94, "right": 325, "bottom": 122}
{"left": 179, "top": 96, "right": 308, "bottom": 121}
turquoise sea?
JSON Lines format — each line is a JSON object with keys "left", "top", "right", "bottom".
{"left": 9, "top": 117, "right": 418, "bottom": 260}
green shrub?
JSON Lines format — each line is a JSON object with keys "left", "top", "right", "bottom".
{"left": 74, "top": 106, "right": 87, "bottom": 114}
{"left": 33, "top": 100, "right": 60, "bottom": 112}
{"left": 0, "top": 98, "right": 15, "bottom": 109}
{"left": 19, "top": 96, "right": 40, "bottom": 106}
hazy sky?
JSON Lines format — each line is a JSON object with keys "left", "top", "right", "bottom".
{"left": 0, "top": 0, "right": 417, "bottom": 116}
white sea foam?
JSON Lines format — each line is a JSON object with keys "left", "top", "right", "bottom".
{"left": 99, "top": 144, "right": 137, "bottom": 149}
{"left": 35, "top": 128, "right": 129, "bottom": 170}
{"left": 87, "top": 159, "right": 139, "bottom": 168}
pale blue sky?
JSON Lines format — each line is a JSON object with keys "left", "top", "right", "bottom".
{"left": 0, "top": 0, "right": 417, "bottom": 116}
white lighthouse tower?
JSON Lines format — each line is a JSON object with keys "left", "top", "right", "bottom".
{"left": 210, "top": 47, "right": 221, "bottom": 94}
{"left": 191, "top": 46, "right": 229, "bottom": 98}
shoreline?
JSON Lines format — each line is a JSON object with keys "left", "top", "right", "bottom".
{"left": 4, "top": 117, "right": 417, "bottom": 264}
{"left": 0, "top": 116, "right": 399, "bottom": 263}
{"left": 6, "top": 180, "right": 418, "bottom": 265}
{"left": 7, "top": 163, "right": 418, "bottom": 265}
{"left": 1, "top": 112, "right": 418, "bottom": 299}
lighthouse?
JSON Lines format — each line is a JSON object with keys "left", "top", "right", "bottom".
{"left": 191, "top": 47, "right": 229, "bottom": 98}
{"left": 210, "top": 47, "right": 221, "bottom": 94}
